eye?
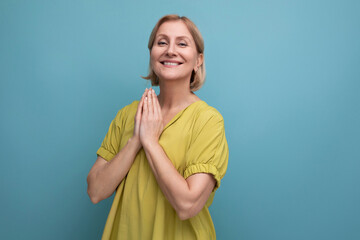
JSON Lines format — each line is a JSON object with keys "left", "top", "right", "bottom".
{"left": 157, "top": 41, "right": 167, "bottom": 46}
{"left": 178, "top": 42, "right": 188, "bottom": 47}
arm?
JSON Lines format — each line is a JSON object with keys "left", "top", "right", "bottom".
{"left": 144, "top": 143, "right": 216, "bottom": 220}
{"left": 140, "top": 89, "right": 216, "bottom": 220}
{"left": 87, "top": 89, "right": 148, "bottom": 204}
{"left": 87, "top": 137, "right": 140, "bottom": 204}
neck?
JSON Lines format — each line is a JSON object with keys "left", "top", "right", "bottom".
{"left": 157, "top": 78, "right": 197, "bottom": 110}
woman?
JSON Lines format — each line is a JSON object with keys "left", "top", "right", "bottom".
{"left": 87, "top": 14, "right": 229, "bottom": 240}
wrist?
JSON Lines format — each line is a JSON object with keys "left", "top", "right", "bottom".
{"left": 142, "top": 139, "right": 160, "bottom": 151}
{"left": 128, "top": 137, "right": 142, "bottom": 152}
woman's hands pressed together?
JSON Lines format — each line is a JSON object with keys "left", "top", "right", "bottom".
{"left": 139, "top": 88, "right": 164, "bottom": 149}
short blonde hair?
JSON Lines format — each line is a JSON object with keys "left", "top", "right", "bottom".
{"left": 142, "top": 14, "right": 206, "bottom": 92}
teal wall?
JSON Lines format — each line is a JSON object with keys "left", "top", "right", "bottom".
{"left": 1, "top": 0, "right": 359, "bottom": 239}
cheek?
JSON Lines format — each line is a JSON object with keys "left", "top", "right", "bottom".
{"left": 150, "top": 49, "right": 162, "bottom": 64}
{"left": 186, "top": 50, "right": 199, "bottom": 65}
{"left": 149, "top": 52, "right": 158, "bottom": 69}
{"left": 150, "top": 47, "right": 162, "bottom": 57}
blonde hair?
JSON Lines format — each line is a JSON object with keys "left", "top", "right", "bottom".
{"left": 142, "top": 14, "right": 206, "bottom": 92}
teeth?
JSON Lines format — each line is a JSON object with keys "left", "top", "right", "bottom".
{"left": 163, "top": 62, "right": 180, "bottom": 66}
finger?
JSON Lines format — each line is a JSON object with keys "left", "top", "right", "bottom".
{"left": 153, "top": 89, "right": 161, "bottom": 116}
{"left": 136, "top": 89, "right": 147, "bottom": 115}
{"left": 138, "top": 89, "right": 147, "bottom": 110}
{"left": 147, "top": 88, "right": 154, "bottom": 116}
{"left": 136, "top": 89, "right": 147, "bottom": 120}
{"left": 143, "top": 90, "right": 148, "bottom": 116}
{"left": 152, "top": 89, "right": 161, "bottom": 118}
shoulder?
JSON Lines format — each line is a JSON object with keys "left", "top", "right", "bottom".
{"left": 113, "top": 100, "right": 139, "bottom": 123}
{"left": 187, "top": 101, "right": 225, "bottom": 137}
{"left": 192, "top": 101, "right": 225, "bottom": 125}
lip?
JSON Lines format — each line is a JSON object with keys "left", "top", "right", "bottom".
{"left": 160, "top": 60, "right": 183, "bottom": 68}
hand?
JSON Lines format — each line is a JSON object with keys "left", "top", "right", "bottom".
{"left": 131, "top": 89, "right": 148, "bottom": 151}
{"left": 139, "top": 88, "right": 164, "bottom": 149}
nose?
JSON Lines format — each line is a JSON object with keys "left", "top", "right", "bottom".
{"left": 166, "top": 42, "right": 177, "bottom": 56}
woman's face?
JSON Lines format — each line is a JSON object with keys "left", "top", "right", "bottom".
{"left": 150, "top": 20, "right": 203, "bottom": 83}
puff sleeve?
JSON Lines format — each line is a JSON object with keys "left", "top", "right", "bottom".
{"left": 96, "top": 107, "right": 126, "bottom": 162}
{"left": 183, "top": 112, "right": 229, "bottom": 192}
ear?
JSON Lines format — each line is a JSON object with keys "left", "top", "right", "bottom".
{"left": 195, "top": 53, "right": 204, "bottom": 71}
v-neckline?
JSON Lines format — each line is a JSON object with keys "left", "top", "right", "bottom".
{"left": 162, "top": 100, "right": 204, "bottom": 131}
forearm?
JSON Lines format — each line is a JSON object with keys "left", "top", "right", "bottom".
{"left": 87, "top": 137, "right": 140, "bottom": 203}
{"left": 143, "top": 143, "right": 194, "bottom": 217}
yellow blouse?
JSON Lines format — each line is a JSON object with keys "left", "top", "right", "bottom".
{"left": 96, "top": 100, "right": 229, "bottom": 240}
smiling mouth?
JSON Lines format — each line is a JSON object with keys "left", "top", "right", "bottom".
{"left": 161, "top": 61, "right": 182, "bottom": 66}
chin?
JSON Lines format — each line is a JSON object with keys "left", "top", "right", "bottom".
{"left": 158, "top": 75, "right": 189, "bottom": 83}
{"left": 156, "top": 71, "right": 191, "bottom": 82}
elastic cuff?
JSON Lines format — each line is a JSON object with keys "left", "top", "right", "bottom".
{"left": 96, "top": 147, "right": 115, "bottom": 161}
{"left": 184, "top": 163, "right": 221, "bottom": 192}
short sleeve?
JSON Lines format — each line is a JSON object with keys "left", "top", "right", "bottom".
{"left": 183, "top": 113, "right": 229, "bottom": 192}
{"left": 96, "top": 108, "right": 126, "bottom": 162}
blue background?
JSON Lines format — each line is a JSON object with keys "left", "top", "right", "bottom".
{"left": 1, "top": 0, "right": 359, "bottom": 239}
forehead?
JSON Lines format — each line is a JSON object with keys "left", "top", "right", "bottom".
{"left": 155, "top": 20, "right": 193, "bottom": 39}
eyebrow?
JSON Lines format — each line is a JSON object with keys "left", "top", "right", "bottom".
{"left": 156, "top": 34, "right": 192, "bottom": 42}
